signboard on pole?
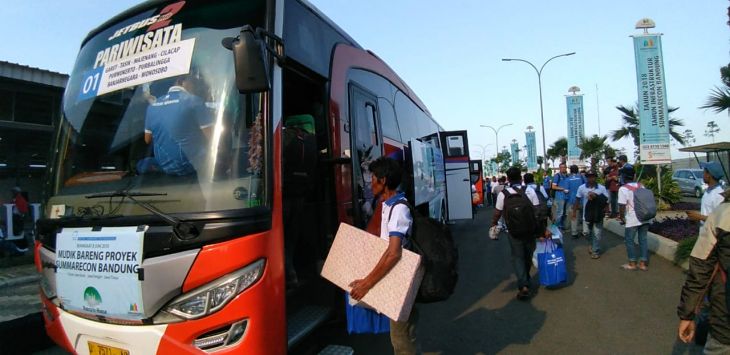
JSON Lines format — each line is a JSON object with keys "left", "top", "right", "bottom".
{"left": 633, "top": 34, "right": 671, "bottom": 164}
{"left": 566, "top": 95, "right": 584, "bottom": 166}
{"left": 525, "top": 131, "right": 537, "bottom": 171}
{"left": 510, "top": 142, "right": 519, "bottom": 165}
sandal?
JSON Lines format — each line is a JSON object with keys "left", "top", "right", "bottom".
{"left": 638, "top": 262, "right": 648, "bottom": 271}
{"left": 591, "top": 253, "right": 600, "bottom": 259}
{"left": 621, "top": 263, "right": 637, "bottom": 270}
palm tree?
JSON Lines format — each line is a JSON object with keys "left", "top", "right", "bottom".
{"left": 547, "top": 137, "right": 568, "bottom": 167}
{"left": 699, "top": 64, "right": 730, "bottom": 114}
{"left": 578, "top": 135, "right": 607, "bottom": 171}
{"left": 610, "top": 105, "right": 686, "bottom": 150}
{"left": 700, "top": 87, "right": 730, "bottom": 114}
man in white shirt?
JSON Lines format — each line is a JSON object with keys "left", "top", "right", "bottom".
{"left": 687, "top": 161, "right": 726, "bottom": 236}
{"left": 491, "top": 167, "right": 548, "bottom": 300}
{"left": 618, "top": 167, "right": 649, "bottom": 271}
{"left": 349, "top": 156, "right": 417, "bottom": 355}
{"left": 574, "top": 171, "right": 609, "bottom": 259}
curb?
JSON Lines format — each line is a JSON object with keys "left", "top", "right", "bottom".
{"left": 0, "top": 274, "right": 40, "bottom": 289}
{"left": 604, "top": 219, "right": 689, "bottom": 270}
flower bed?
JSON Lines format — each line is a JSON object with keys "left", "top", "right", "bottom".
{"left": 648, "top": 217, "right": 699, "bottom": 242}
{"left": 669, "top": 201, "right": 700, "bottom": 211}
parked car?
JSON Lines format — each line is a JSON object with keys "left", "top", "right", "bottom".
{"left": 672, "top": 169, "right": 707, "bottom": 197}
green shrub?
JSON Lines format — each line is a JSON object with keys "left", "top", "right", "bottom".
{"left": 674, "top": 235, "right": 698, "bottom": 264}
{"left": 641, "top": 166, "right": 682, "bottom": 207}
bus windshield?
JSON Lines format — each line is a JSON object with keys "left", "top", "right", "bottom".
{"left": 48, "top": 0, "right": 269, "bottom": 218}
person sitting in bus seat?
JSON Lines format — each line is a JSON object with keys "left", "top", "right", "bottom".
{"left": 140, "top": 74, "right": 214, "bottom": 176}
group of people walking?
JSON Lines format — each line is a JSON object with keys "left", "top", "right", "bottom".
{"left": 487, "top": 155, "right": 651, "bottom": 300}
{"left": 485, "top": 156, "right": 730, "bottom": 353}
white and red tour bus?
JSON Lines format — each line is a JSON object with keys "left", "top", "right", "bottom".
{"left": 34, "top": 0, "right": 456, "bottom": 354}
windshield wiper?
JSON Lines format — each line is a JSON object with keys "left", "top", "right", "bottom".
{"left": 86, "top": 191, "right": 199, "bottom": 240}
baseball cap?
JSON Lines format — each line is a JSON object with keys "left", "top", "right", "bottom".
{"left": 701, "top": 161, "right": 725, "bottom": 180}
{"left": 585, "top": 170, "right": 598, "bottom": 177}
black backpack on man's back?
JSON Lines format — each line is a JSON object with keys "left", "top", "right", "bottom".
{"left": 389, "top": 201, "right": 458, "bottom": 303}
{"left": 502, "top": 187, "right": 539, "bottom": 239}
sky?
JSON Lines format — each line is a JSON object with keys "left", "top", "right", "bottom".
{"left": 2, "top": 0, "right": 728, "bottom": 163}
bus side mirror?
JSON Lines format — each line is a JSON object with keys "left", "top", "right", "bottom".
{"left": 222, "top": 26, "right": 270, "bottom": 93}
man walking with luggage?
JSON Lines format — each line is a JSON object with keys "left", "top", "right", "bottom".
{"left": 491, "top": 167, "right": 548, "bottom": 300}
{"left": 573, "top": 171, "right": 609, "bottom": 259}
{"left": 350, "top": 156, "right": 417, "bottom": 355}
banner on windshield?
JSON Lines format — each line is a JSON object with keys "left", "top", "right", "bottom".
{"left": 633, "top": 34, "right": 671, "bottom": 164}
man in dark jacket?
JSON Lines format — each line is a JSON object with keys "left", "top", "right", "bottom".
{"left": 677, "top": 196, "right": 730, "bottom": 353}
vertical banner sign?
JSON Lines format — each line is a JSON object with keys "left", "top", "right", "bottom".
{"left": 633, "top": 34, "right": 671, "bottom": 164}
{"left": 525, "top": 131, "right": 538, "bottom": 171}
{"left": 566, "top": 95, "right": 585, "bottom": 165}
{"left": 510, "top": 142, "right": 519, "bottom": 164}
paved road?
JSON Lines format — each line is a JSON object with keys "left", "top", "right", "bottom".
{"left": 0, "top": 282, "right": 41, "bottom": 323}
{"left": 322, "top": 207, "right": 704, "bottom": 354}
{"left": 13, "top": 206, "right": 706, "bottom": 354}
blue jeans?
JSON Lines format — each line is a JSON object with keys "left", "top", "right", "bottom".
{"left": 609, "top": 191, "right": 619, "bottom": 217}
{"left": 508, "top": 236, "right": 537, "bottom": 289}
{"left": 553, "top": 199, "right": 566, "bottom": 227}
{"left": 584, "top": 220, "right": 603, "bottom": 253}
{"left": 624, "top": 223, "right": 649, "bottom": 262}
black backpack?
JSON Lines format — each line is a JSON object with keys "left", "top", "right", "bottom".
{"left": 389, "top": 200, "right": 458, "bottom": 303}
{"left": 502, "top": 187, "right": 538, "bottom": 239}
{"left": 532, "top": 186, "right": 550, "bottom": 223}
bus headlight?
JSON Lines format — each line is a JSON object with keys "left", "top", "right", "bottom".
{"left": 164, "top": 259, "right": 265, "bottom": 320}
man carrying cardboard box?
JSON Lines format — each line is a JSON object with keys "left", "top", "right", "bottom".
{"left": 350, "top": 156, "right": 418, "bottom": 355}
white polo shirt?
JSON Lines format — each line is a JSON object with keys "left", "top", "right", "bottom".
{"left": 495, "top": 184, "right": 540, "bottom": 211}
{"left": 380, "top": 193, "right": 413, "bottom": 247}
{"left": 618, "top": 182, "right": 644, "bottom": 227}
{"left": 576, "top": 183, "right": 610, "bottom": 220}
{"left": 700, "top": 184, "right": 725, "bottom": 232}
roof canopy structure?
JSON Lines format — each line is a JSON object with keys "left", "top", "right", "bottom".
{"left": 678, "top": 142, "right": 730, "bottom": 153}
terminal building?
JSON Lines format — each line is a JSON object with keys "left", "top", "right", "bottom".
{"left": 0, "top": 61, "right": 68, "bottom": 206}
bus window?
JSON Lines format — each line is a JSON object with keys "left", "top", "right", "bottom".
{"left": 378, "top": 97, "right": 401, "bottom": 141}
{"left": 349, "top": 84, "right": 382, "bottom": 228}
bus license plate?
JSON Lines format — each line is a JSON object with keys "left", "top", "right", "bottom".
{"left": 88, "top": 341, "right": 130, "bottom": 355}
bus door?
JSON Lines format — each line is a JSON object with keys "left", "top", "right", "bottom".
{"left": 440, "top": 131, "right": 472, "bottom": 221}
{"left": 348, "top": 84, "right": 383, "bottom": 229}
{"left": 470, "top": 160, "right": 484, "bottom": 207}
{"left": 406, "top": 134, "right": 446, "bottom": 222}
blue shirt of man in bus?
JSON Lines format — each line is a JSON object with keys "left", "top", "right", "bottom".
{"left": 143, "top": 75, "right": 213, "bottom": 176}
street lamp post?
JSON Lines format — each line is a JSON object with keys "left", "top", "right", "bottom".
{"left": 502, "top": 52, "right": 576, "bottom": 171}
{"left": 480, "top": 123, "right": 513, "bottom": 158}
{"left": 471, "top": 144, "right": 493, "bottom": 162}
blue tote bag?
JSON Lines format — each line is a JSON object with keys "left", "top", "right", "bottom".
{"left": 538, "top": 240, "right": 568, "bottom": 286}
{"left": 344, "top": 293, "right": 390, "bottom": 334}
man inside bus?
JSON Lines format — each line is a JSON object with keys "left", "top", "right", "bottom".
{"left": 139, "top": 74, "right": 214, "bottom": 176}
{"left": 350, "top": 156, "right": 418, "bottom": 355}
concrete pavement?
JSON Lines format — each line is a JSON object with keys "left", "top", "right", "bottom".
{"left": 318, "top": 207, "right": 704, "bottom": 354}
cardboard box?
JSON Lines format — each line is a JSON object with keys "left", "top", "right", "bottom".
{"left": 321, "top": 223, "right": 424, "bottom": 322}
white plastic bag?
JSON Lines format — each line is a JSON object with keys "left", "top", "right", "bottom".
{"left": 532, "top": 239, "right": 549, "bottom": 268}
